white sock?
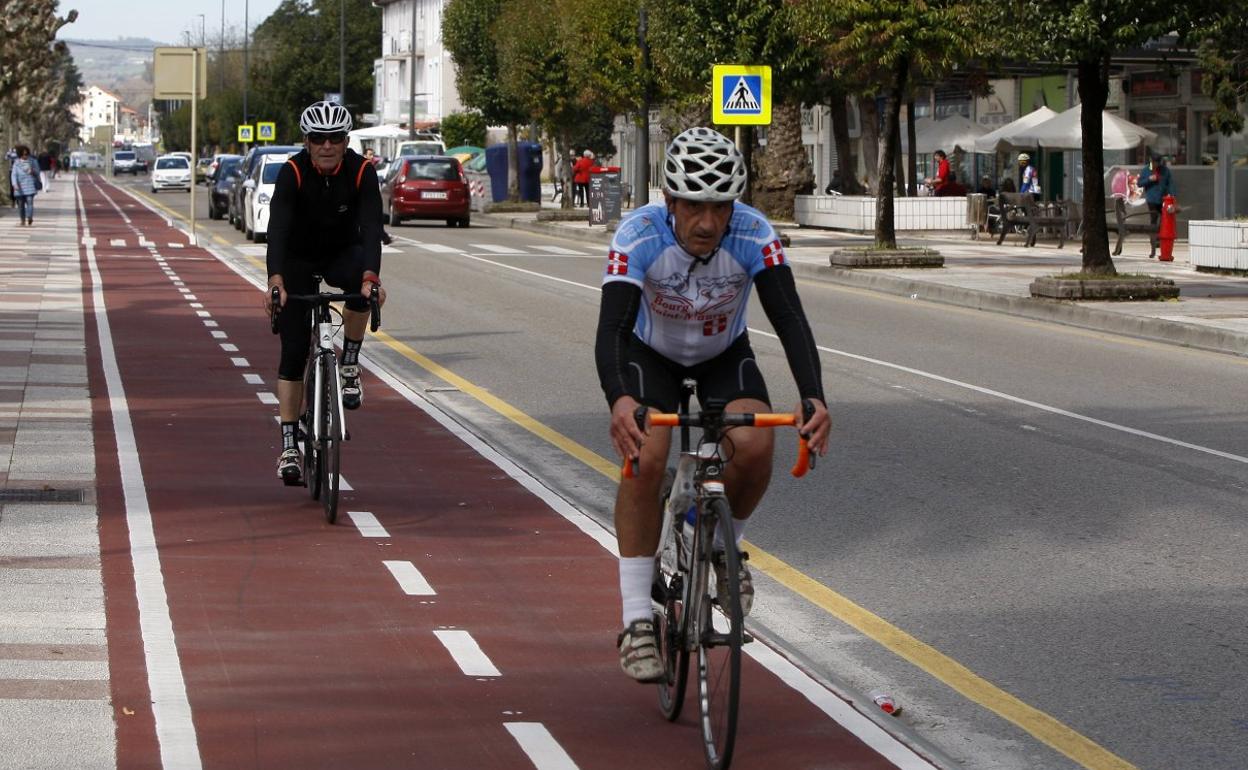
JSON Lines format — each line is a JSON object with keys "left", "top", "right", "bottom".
{"left": 618, "top": 556, "right": 654, "bottom": 627}
{"left": 712, "top": 517, "right": 748, "bottom": 550}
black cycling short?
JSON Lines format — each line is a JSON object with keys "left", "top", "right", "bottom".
{"left": 621, "top": 333, "right": 770, "bottom": 413}
{"left": 276, "top": 244, "right": 369, "bottom": 381}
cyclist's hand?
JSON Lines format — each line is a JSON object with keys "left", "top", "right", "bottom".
{"left": 796, "top": 398, "right": 830, "bottom": 456}
{"left": 362, "top": 278, "right": 386, "bottom": 307}
{"left": 266, "top": 276, "right": 286, "bottom": 312}
{"left": 609, "top": 395, "right": 647, "bottom": 464}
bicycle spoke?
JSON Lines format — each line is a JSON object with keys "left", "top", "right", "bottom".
{"left": 697, "top": 498, "right": 741, "bottom": 770}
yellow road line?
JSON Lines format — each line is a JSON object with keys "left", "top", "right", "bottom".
{"left": 368, "top": 329, "right": 1137, "bottom": 770}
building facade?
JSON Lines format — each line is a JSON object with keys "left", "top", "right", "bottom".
{"left": 370, "top": 0, "right": 462, "bottom": 128}
{"left": 72, "top": 86, "right": 121, "bottom": 146}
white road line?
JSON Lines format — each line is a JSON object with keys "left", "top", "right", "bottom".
{"left": 339, "top": 476, "right": 354, "bottom": 491}
{"left": 211, "top": 331, "right": 227, "bottom": 339}
{"left": 220, "top": 343, "right": 238, "bottom": 352}
{"left": 529, "top": 245, "right": 589, "bottom": 256}
{"left": 168, "top": 242, "right": 184, "bottom": 249}
{"left": 184, "top": 294, "right": 198, "bottom": 300}
{"left": 195, "top": 310, "right": 211, "bottom": 318}
{"left": 463, "top": 252, "right": 1248, "bottom": 468}
{"left": 189, "top": 302, "right": 203, "bottom": 308}
{"left": 470, "top": 243, "right": 527, "bottom": 254}
{"left": 77, "top": 181, "right": 203, "bottom": 768}
{"left": 257, "top": 392, "right": 278, "bottom": 405}
{"left": 203, "top": 320, "right": 218, "bottom": 328}
{"left": 504, "top": 723, "right": 579, "bottom": 770}
{"left": 230, "top": 357, "right": 249, "bottom": 367}
{"left": 109, "top": 238, "right": 125, "bottom": 247}
{"left": 347, "top": 510, "right": 388, "bottom": 537}
{"left": 177, "top": 288, "right": 190, "bottom": 293}
{"left": 244, "top": 373, "right": 263, "bottom": 385}
{"left": 382, "top": 560, "right": 436, "bottom": 596}
{"left": 433, "top": 630, "right": 501, "bottom": 676}
{"left": 419, "top": 243, "right": 465, "bottom": 254}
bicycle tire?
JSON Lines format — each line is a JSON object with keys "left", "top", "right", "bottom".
{"left": 321, "top": 354, "right": 342, "bottom": 524}
{"left": 655, "top": 469, "right": 690, "bottom": 721}
{"left": 697, "top": 497, "right": 742, "bottom": 770}
{"left": 303, "top": 371, "right": 322, "bottom": 500}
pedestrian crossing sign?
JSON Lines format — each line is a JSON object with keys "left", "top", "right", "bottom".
{"left": 238, "top": 124, "right": 254, "bottom": 143}
{"left": 257, "top": 122, "right": 275, "bottom": 141}
{"left": 713, "top": 65, "right": 771, "bottom": 125}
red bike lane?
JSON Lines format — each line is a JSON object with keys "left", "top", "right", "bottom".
{"left": 77, "top": 174, "right": 919, "bottom": 769}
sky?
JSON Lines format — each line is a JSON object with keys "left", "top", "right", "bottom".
{"left": 59, "top": 0, "right": 285, "bottom": 45}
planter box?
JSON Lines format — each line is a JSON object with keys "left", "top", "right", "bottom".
{"left": 794, "top": 194, "right": 968, "bottom": 233}
{"left": 1189, "top": 220, "right": 1248, "bottom": 271}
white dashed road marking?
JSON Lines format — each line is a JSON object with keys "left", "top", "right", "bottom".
{"left": 434, "top": 630, "right": 501, "bottom": 677}
{"left": 347, "top": 511, "right": 388, "bottom": 538}
{"left": 257, "top": 392, "right": 278, "bottom": 405}
{"left": 383, "top": 560, "right": 436, "bottom": 596}
{"left": 504, "top": 723, "right": 579, "bottom": 770}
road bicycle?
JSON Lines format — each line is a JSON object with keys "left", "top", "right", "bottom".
{"left": 270, "top": 279, "right": 380, "bottom": 523}
{"left": 622, "top": 381, "right": 814, "bottom": 769}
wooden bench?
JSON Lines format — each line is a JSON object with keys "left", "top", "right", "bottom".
{"left": 995, "top": 193, "right": 1071, "bottom": 248}
{"left": 1108, "top": 197, "right": 1158, "bottom": 257}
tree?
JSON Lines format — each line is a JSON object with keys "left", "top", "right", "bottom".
{"left": 1195, "top": 0, "right": 1248, "bottom": 136}
{"left": 444, "top": 0, "right": 530, "bottom": 201}
{"left": 1, "top": 0, "right": 78, "bottom": 150}
{"left": 440, "top": 110, "right": 487, "bottom": 148}
{"left": 800, "top": 0, "right": 994, "bottom": 249}
{"left": 1013, "top": 1, "right": 1206, "bottom": 274}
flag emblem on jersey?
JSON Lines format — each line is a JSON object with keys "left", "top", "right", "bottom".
{"left": 703, "top": 315, "right": 728, "bottom": 336}
{"left": 607, "top": 250, "right": 629, "bottom": 275}
{"left": 762, "top": 239, "right": 785, "bottom": 268}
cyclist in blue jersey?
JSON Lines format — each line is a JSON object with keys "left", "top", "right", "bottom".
{"left": 595, "top": 127, "right": 830, "bottom": 681}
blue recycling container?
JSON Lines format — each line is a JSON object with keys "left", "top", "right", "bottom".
{"left": 484, "top": 142, "right": 544, "bottom": 203}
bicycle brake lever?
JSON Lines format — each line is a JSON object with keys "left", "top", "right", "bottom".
{"left": 801, "top": 398, "right": 817, "bottom": 470}
{"left": 369, "top": 286, "right": 381, "bottom": 332}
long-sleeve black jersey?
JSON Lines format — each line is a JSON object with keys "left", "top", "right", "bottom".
{"left": 265, "top": 148, "right": 382, "bottom": 278}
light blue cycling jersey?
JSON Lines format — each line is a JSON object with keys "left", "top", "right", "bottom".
{"left": 603, "top": 200, "right": 787, "bottom": 366}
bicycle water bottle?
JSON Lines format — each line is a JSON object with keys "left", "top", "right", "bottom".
{"left": 682, "top": 505, "right": 696, "bottom": 547}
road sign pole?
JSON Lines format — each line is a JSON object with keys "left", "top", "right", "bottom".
{"left": 190, "top": 47, "right": 198, "bottom": 247}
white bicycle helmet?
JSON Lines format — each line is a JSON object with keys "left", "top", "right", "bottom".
{"left": 299, "top": 101, "right": 352, "bottom": 134}
{"left": 663, "top": 127, "right": 747, "bottom": 202}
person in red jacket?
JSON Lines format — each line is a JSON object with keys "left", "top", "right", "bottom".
{"left": 572, "top": 149, "right": 594, "bottom": 207}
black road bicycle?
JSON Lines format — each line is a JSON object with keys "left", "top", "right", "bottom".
{"left": 270, "top": 279, "right": 380, "bottom": 523}
{"left": 623, "top": 382, "right": 814, "bottom": 769}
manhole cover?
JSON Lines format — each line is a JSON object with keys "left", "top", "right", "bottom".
{"left": 0, "top": 488, "right": 86, "bottom": 503}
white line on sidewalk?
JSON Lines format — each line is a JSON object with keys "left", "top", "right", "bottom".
{"left": 78, "top": 180, "right": 202, "bottom": 769}
{"left": 504, "top": 723, "right": 579, "bottom": 770}
{"left": 382, "top": 560, "right": 436, "bottom": 596}
{"left": 347, "top": 511, "right": 388, "bottom": 537}
{"left": 433, "top": 630, "right": 501, "bottom": 677}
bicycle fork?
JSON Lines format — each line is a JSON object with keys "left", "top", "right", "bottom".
{"left": 310, "top": 319, "right": 347, "bottom": 443}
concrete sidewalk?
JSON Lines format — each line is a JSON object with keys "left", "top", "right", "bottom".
{"left": 0, "top": 177, "right": 115, "bottom": 769}
{"left": 478, "top": 196, "right": 1248, "bottom": 358}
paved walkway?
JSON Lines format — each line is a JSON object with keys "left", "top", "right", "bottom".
{"left": 0, "top": 179, "right": 114, "bottom": 767}
{"left": 482, "top": 194, "right": 1248, "bottom": 358}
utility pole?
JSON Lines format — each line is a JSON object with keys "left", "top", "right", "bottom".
{"left": 243, "top": 0, "right": 249, "bottom": 151}
{"left": 339, "top": 0, "right": 346, "bottom": 103}
{"left": 220, "top": 0, "right": 226, "bottom": 92}
{"left": 635, "top": 5, "right": 650, "bottom": 207}
{"left": 408, "top": 0, "right": 417, "bottom": 139}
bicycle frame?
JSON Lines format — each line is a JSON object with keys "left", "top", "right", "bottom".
{"left": 305, "top": 300, "right": 346, "bottom": 445}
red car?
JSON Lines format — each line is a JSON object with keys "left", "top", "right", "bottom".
{"left": 381, "top": 155, "right": 471, "bottom": 228}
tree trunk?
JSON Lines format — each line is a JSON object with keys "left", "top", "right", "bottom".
{"left": 860, "top": 96, "right": 880, "bottom": 194}
{"left": 750, "top": 100, "right": 814, "bottom": 220}
{"left": 905, "top": 98, "right": 918, "bottom": 196}
{"left": 827, "top": 86, "right": 862, "bottom": 194}
{"left": 557, "top": 132, "right": 574, "bottom": 210}
{"left": 874, "top": 56, "right": 908, "bottom": 249}
{"left": 892, "top": 113, "right": 905, "bottom": 196}
{"left": 1078, "top": 56, "right": 1115, "bottom": 275}
{"left": 506, "top": 124, "right": 519, "bottom": 202}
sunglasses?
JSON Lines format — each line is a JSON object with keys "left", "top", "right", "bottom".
{"left": 307, "top": 132, "right": 347, "bottom": 146}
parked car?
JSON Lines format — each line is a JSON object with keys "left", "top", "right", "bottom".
{"left": 150, "top": 155, "right": 192, "bottom": 192}
{"left": 229, "top": 145, "right": 302, "bottom": 229}
{"left": 206, "top": 153, "right": 240, "bottom": 185}
{"left": 242, "top": 152, "right": 296, "bottom": 242}
{"left": 381, "top": 155, "right": 470, "bottom": 228}
{"left": 208, "top": 156, "right": 243, "bottom": 220}
{"left": 195, "top": 157, "right": 213, "bottom": 184}
{"left": 112, "top": 150, "right": 139, "bottom": 175}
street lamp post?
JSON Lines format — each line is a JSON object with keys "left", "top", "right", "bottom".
{"left": 339, "top": 0, "right": 346, "bottom": 103}
{"left": 243, "top": 0, "right": 249, "bottom": 148}
{"left": 220, "top": 0, "right": 225, "bottom": 91}
{"left": 408, "top": 0, "right": 417, "bottom": 139}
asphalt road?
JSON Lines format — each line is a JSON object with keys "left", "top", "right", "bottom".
{"left": 117, "top": 175, "right": 1248, "bottom": 770}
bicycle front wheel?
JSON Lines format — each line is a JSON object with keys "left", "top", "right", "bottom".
{"left": 697, "top": 497, "right": 742, "bottom": 770}
{"left": 320, "top": 354, "right": 342, "bottom": 524}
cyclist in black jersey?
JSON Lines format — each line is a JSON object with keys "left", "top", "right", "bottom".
{"left": 595, "top": 127, "right": 830, "bottom": 681}
{"left": 265, "top": 101, "right": 388, "bottom": 483}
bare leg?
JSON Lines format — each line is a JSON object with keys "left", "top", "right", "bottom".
{"left": 719, "top": 398, "right": 775, "bottom": 521}
{"left": 614, "top": 424, "right": 672, "bottom": 557}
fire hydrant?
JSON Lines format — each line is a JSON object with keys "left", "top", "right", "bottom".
{"left": 1158, "top": 194, "right": 1177, "bottom": 262}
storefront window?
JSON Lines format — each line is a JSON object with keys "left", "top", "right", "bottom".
{"left": 1129, "top": 107, "right": 1184, "bottom": 164}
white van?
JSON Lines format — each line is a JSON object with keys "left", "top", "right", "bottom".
{"left": 396, "top": 138, "right": 447, "bottom": 157}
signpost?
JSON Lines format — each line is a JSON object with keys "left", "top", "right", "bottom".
{"left": 154, "top": 46, "right": 207, "bottom": 245}
{"left": 256, "top": 122, "right": 275, "bottom": 143}
{"left": 711, "top": 64, "right": 772, "bottom": 198}
{"left": 238, "top": 125, "right": 254, "bottom": 144}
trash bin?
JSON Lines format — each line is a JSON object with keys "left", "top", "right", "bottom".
{"left": 483, "top": 142, "right": 544, "bottom": 203}
{"left": 966, "top": 193, "right": 987, "bottom": 239}
{"left": 589, "top": 166, "right": 623, "bottom": 225}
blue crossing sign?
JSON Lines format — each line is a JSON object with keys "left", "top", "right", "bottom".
{"left": 712, "top": 65, "right": 772, "bottom": 126}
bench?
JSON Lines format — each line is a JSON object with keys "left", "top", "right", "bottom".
{"left": 995, "top": 193, "right": 1072, "bottom": 248}
{"left": 1108, "top": 197, "right": 1158, "bottom": 257}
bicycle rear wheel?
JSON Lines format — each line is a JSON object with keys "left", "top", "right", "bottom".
{"left": 320, "top": 354, "right": 342, "bottom": 524}
{"left": 697, "top": 497, "right": 742, "bottom": 770}
{"left": 655, "top": 470, "right": 690, "bottom": 720}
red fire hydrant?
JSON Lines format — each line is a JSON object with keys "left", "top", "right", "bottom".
{"left": 1158, "top": 194, "right": 1177, "bottom": 262}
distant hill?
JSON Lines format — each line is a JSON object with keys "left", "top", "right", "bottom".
{"left": 63, "top": 38, "right": 166, "bottom": 112}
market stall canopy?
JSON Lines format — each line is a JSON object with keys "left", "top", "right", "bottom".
{"left": 901, "top": 114, "right": 987, "bottom": 153}
{"left": 972, "top": 106, "right": 1059, "bottom": 153}
{"left": 1007, "top": 103, "right": 1157, "bottom": 151}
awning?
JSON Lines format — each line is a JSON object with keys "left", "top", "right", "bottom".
{"left": 901, "top": 114, "right": 987, "bottom": 154}
{"left": 972, "top": 107, "right": 1059, "bottom": 153}
{"left": 1007, "top": 103, "right": 1157, "bottom": 151}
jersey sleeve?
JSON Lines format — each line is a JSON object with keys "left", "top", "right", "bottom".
{"left": 602, "top": 209, "right": 663, "bottom": 288}
{"left": 265, "top": 161, "right": 299, "bottom": 278}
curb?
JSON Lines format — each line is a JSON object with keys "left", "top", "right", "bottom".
{"left": 476, "top": 211, "right": 1248, "bottom": 360}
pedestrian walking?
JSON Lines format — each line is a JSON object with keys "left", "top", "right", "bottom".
{"left": 573, "top": 149, "right": 594, "bottom": 207}
{"left": 10, "top": 146, "right": 41, "bottom": 225}
{"left": 37, "top": 151, "right": 53, "bottom": 193}
{"left": 1139, "top": 153, "right": 1173, "bottom": 259}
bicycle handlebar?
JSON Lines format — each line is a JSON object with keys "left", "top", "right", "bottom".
{"left": 269, "top": 286, "right": 381, "bottom": 334}
{"left": 620, "top": 399, "right": 817, "bottom": 480}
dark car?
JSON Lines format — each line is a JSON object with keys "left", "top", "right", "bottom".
{"left": 208, "top": 156, "right": 243, "bottom": 220}
{"left": 381, "top": 155, "right": 471, "bottom": 228}
{"left": 229, "top": 145, "right": 301, "bottom": 229}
